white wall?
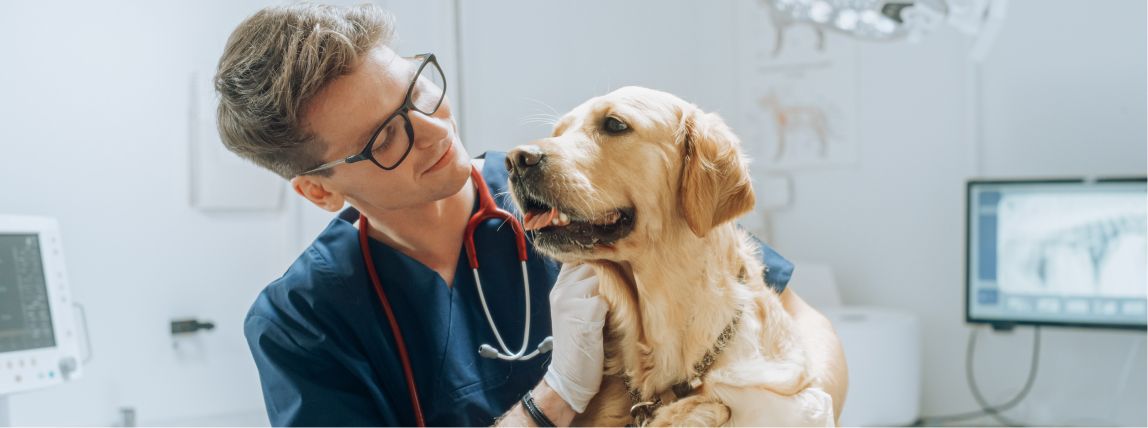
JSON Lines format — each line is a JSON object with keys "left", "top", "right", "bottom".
{"left": 455, "top": 0, "right": 741, "bottom": 156}
{"left": 1, "top": 1, "right": 295, "bottom": 425}
{"left": 978, "top": 0, "right": 1147, "bottom": 178}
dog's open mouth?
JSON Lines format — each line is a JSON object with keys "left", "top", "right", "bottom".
{"left": 518, "top": 194, "right": 635, "bottom": 252}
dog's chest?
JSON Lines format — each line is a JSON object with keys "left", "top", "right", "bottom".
{"left": 603, "top": 295, "right": 746, "bottom": 400}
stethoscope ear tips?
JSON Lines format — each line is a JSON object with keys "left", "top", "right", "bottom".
{"left": 478, "top": 337, "right": 555, "bottom": 360}
{"left": 537, "top": 336, "right": 554, "bottom": 353}
{"left": 478, "top": 344, "right": 501, "bottom": 359}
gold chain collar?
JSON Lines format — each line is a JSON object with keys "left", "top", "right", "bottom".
{"left": 622, "top": 307, "right": 744, "bottom": 427}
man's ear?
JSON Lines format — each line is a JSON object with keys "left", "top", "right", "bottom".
{"left": 290, "top": 175, "right": 346, "bottom": 212}
{"left": 677, "top": 109, "right": 756, "bottom": 238}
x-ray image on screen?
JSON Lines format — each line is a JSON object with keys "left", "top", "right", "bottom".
{"left": 997, "top": 193, "right": 1147, "bottom": 299}
{"left": 967, "top": 179, "right": 1148, "bottom": 329}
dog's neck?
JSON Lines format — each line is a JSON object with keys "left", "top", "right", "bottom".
{"left": 596, "top": 222, "right": 752, "bottom": 398}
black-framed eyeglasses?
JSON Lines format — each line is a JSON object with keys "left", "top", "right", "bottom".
{"left": 298, "top": 53, "right": 446, "bottom": 176}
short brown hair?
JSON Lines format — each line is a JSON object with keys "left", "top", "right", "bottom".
{"left": 215, "top": 3, "right": 395, "bottom": 179}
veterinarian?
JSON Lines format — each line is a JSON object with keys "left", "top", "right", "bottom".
{"left": 217, "top": 4, "right": 846, "bottom": 426}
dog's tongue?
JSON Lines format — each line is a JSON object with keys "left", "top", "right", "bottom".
{"left": 523, "top": 207, "right": 559, "bottom": 231}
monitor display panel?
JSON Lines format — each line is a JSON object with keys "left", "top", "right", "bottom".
{"left": 0, "top": 233, "right": 58, "bottom": 352}
{"left": 966, "top": 178, "right": 1147, "bottom": 329}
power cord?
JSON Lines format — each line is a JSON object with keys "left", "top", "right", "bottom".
{"left": 913, "top": 325, "right": 1040, "bottom": 426}
{"left": 74, "top": 302, "right": 94, "bottom": 364}
{"left": 967, "top": 326, "right": 1039, "bottom": 426}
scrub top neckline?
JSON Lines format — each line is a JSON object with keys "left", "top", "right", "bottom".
{"left": 328, "top": 163, "right": 500, "bottom": 416}
{"left": 341, "top": 169, "right": 486, "bottom": 291}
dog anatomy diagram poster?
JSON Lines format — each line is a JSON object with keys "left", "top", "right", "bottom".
{"left": 735, "top": 0, "right": 860, "bottom": 171}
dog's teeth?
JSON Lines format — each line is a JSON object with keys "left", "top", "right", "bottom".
{"left": 551, "top": 217, "right": 560, "bottom": 226}
{"left": 552, "top": 212, "right": 572, "bottom": 226}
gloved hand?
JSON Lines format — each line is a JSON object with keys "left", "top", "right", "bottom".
{"left": 543, "top": 263, "right": 609, "bottom": 413}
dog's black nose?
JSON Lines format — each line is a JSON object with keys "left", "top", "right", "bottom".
{"left": 506, "top": 145, "right": 545, "bottom": 176}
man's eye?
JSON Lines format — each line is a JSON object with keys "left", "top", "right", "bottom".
{"left": 603, "top": 116, "right": 629, "bottom": 134}
{"left": 372, "top": 137, "right": 391, "bottom": 153}
{"left": 372, "top": 123, "right": 398, "bottom": 153}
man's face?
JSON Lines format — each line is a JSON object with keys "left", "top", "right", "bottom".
{"left": 299, "top": 45, "right": 470, "bottom": 213}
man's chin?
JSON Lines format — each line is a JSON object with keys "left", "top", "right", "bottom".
{"left": 444, "top": 161, "right": 472, "bottom": 192}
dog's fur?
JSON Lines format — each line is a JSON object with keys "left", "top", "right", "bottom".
{"left": 508, "top": 87, "right": 834, "bottom": 426}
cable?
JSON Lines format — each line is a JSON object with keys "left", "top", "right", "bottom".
{"left": 1107, "top": 335, "right": 1146, "bottom": 418}
{"left": 74, "top": 302, "right": 94, "bottom": 364}
{"left": 913, "top": 326, "right": 1040, "bottom": 426}
{"left": 967, "top": 326, "right": 1039, "bottom": 426}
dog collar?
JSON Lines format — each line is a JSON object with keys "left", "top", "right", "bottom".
{"left": 623, "top": 307, "right": 744, "bottom": 427}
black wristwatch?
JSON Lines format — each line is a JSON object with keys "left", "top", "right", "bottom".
{"left": 521, "top": 389, "right": 557, "bottom": 427}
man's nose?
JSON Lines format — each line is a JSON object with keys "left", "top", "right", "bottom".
{"left": 408, "top": 112, "right": 446, "bottom": 149}
{"left": 505, "top": 145, "right": 545, "bottom": 176}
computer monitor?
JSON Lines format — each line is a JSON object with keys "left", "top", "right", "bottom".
{"left": 0, "top": 216, "right": 83, "bottom": 395}
{"left": 966, "top": 178, "right": 1147, "bottom": 330}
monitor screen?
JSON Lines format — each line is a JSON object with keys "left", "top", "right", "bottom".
{"left": 967, "top": 178, "right": 1148, "bottom": 329}
{"left": 0, "top": 234, "right": 58, "bottom": 352}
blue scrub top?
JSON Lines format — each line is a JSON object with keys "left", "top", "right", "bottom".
{"left": 244, "top": 151, "right": 794, "bottom": 427}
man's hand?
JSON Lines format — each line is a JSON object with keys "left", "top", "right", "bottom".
{"left": 543, "top": 263, "right": 608, "bottom": 413}
{"left": 494, "top": 263, "right": 606, "bottom": 427}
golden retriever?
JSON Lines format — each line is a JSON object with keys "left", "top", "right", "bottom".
{"left": 506, "top": 86, "right": 834, "bottom": 427}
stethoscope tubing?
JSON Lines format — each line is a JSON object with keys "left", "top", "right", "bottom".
{"left": 464, "top": 166, "right": 552, "bottom": 361}
{"left": 473, "top": 261, "right": 552, "bottom": 361}
{"left": 359, "top": 165, "right": 551, "bottom": 426}
{"left": 359, "top": 214, "right": 426, "bottom": 427}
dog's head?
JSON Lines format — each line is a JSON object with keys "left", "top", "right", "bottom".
{"left": 507, "top": 86, "right": 754, "bottom": 262}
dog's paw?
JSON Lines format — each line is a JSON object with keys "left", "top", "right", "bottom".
{"left": 647, "top": 396, "right": 731, "bottom": 427}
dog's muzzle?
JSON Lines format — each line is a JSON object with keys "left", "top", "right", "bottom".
{"left": 505, "top": 146, "right": 636, "bottom": 254}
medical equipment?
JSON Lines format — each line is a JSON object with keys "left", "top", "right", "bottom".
{"left": 966, "top": 177, "right": 1148, "bottom": 330}
{"left": 763, "top": 0, "right": 1008, "bottom": 60}
{"left": 357, "top": 166, "right": 552, "bottom": 427}
{"left": 766, "top": 0, "right": 945, "bottom": 41}
{"left": 0, "top": 216, "right": 85, "bottom": 394}
{"left": 169, "top": 319, "right": 216, "bottom": 335}
{"left": 0, "top": 216, "right": 86, "bottom": 425}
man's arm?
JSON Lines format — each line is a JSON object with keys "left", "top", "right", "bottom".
{"left": 495, "top": 379, "right": 578, "bottom": 427}
{"left": 780, "top": 289, "right": 849, "bottom": 421}
{"left": 497, "top": 263, "right": 607, "bottom": 426}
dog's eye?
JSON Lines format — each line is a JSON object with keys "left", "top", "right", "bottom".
{"left": 603, "top": 116, "right": 629, "bottom": 134}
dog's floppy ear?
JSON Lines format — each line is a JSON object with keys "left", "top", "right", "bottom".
{"left": 677, "top": 109, "right": 755, "bottom": 238}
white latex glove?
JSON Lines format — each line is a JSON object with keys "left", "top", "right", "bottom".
{"left": 543, "top": 263, "right": 608, "bottom": 413}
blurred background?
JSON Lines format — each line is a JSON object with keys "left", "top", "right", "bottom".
{"left": 0, "top": 0, "right": 1144, "bottom": 426}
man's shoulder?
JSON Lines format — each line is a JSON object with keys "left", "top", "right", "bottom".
{"left": 245, "top": 213, "right": 364, "bottom": 333}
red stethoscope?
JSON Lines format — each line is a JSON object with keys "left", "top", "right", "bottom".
{"left": 358, "top": 166, "right": 553, "bottom": 426}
